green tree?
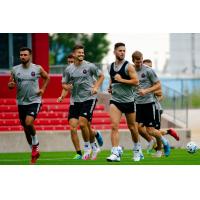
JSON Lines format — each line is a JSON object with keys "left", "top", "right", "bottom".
{"left": 49, "top": 33, "right": 110, "bottom": 65}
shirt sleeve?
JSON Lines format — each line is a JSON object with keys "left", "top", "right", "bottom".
{"left": 147, "top": 68, "right": 159, "bottom": 84}
{"left": 90, "top": 63, "right": 102, "bottom": 78}
{"left": 61, "top": 68, "right": 70, "bottom": 84}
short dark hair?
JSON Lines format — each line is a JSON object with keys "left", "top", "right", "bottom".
{"left": 67, "top": 53, "right": 74, "bottom": 59}
{"left": 20, "top": 47, "right": 32, "bottom": 54}
{"left": 114, "top": 42, "right": 125, "bottom": 50}
{"left": 143, "top": 59, "right": 152, "bottom": 64}
{"left": 72, "top": 44, "right": 84, "bottom": 52}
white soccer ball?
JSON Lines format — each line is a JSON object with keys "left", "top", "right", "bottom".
{"left": 186, "top": 141, "right": 198, "bottom": 154}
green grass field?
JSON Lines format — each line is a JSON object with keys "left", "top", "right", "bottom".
{"left": 0, "top": 149, "right": 199, "bottom": 165}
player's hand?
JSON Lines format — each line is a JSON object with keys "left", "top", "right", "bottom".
{"left": 37, "top": 89, "right": 45, "bottom": 96}
{"left": 64, "top": 83, "right": 73, "bottom": 90}
{"left": 107, "top": 87, "right": 112, "bottom": 93}
{"left": 157, "top": 95, "right": 164, "bottom": 101}
{"left": 8, "top": 81, "right": 16, "bottom": 89}
{"left": 57, "top": 96, "right": 64, "bottom": 102}
{"left": 138, "top": 89, "right": 147, "bottom": 96}
{"left": 91, "top": 86, "right": 98, "bottom": 95}
{"left": 114, "top": 74, "right": 122, "bottom": 82}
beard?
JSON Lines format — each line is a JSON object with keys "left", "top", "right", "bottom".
{"left": 116, "top": 56, "right": 124, "bottom": 61}
{"left": 21, "top": 59, "right": 30, "bottom": 65}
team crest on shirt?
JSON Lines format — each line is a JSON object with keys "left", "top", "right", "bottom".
{"left": 17, "top": 72, "right": 20, "bottom": 76}
{"left": 83, "top": 69, "right": 87, "bottom": 74}
{"left": 141, "top": 73, "right": 146, "bottom": 78}
{"left": 31, "top": 71, "right": 35, "bottom": 77}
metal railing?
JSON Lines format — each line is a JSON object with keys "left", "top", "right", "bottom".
{"left": 50, "top": 63, "right": 103, "bottom": 74}
{"left": 161, "top": 84, "right": 189, "bottom": 128}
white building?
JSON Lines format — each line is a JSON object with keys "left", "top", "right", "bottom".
{"left": 167, "top": 33, "right": 200, "bottom": 76}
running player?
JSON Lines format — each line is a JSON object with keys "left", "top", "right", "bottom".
{"left": 58, "top": 54, "right": 103, "bottom": 160}
{"left": 61, "top": 45, "right": 104, "bottom": 160}
{"left": 106, "top": 42, "right": 143, "bottom": 162}
{"left": 8, "top": 47, "right": 50, "bottom": 164}
{"left": 143, "top": 59, "right": 179, "bottom": 157}
{"left": 132, "top": 51, "right": 171, "bottom": 157}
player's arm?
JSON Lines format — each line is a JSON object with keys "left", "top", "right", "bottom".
{"left": 57, "top": 83, "right": 72, "bottom": 102}
{"left": 108, "top": 79, "right": 112, "bottom": 93}
{"left": 139, "top": 81, "right": 161, "bottom": 96}
{"left": 37, "top": 66, "right": 50, "bottom": 96}
{"left": 154, "top": 88, "right": 162, "bottom": 96}
{"left": 114, "top": 64, "right": 139, "bottom": 86}
{"left": 92, "top": 72, "right": 104, "bottom": 95}
{"left": 8, "top": 72, "right": 16, "bottom": 89}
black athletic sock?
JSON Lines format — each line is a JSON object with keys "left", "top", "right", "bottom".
{"left": 77, "top": 151, "right": 82, "bottom": 156}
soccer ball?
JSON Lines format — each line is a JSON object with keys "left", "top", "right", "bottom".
{"left": 186, "top": 141, "right": 198, "bottom": 154}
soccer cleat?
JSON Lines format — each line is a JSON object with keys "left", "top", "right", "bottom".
{"left": 31, "top": 143, "right": 40, "bottom": 164}
{"left": 91, "top": 148, "right": 101, "bottom": 160}
{"left": 82, "top": 149, "right": 91, "bottom": 160}
{"left": 95, "top": 130, "right": 103, "bottom": 147}
{"left": 152, "top": 150, "right": 163, "bottom": 158}
{"left": 163, "top": 141, "right": 171, "bottom": 157}
{"left": 133, "top": 150, "right": 143, "bottom": 162}
{"left": 168, "top": 128, "right": 180, "bottom": 141}
{"left": 73, "top": 154, "right": 82, "bottom": 160}
{"left": 146, "top": 139, "right": 155, "bottom": 154}
{"left": 106, "top": 154, "right": 120, "bottom": 162}
{"left": 139, "top": 149, "right": 144, "bottom": 160}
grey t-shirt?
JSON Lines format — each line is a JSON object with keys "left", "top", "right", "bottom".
{"left": 134, "top": 64, "right": 159, "bottom": 104}
{"left": 62, "top": 60, "right": 102, "bottom": 102}
{"left": 12, "top": 63, "right": 42, "bottom": 105}
{"left": 108, "top": 61, "right": 136, "bottom": 103}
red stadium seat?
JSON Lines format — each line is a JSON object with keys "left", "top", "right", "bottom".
{"left": 0, "top": 98, "right": 128, "bottom": 131}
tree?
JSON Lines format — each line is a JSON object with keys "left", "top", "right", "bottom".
{"left": 49, "top": 33, "right": 110, "bottom": 65}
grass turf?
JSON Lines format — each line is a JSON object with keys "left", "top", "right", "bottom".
{"left": 0, "top": 149, "right": 199, "bottom": 165}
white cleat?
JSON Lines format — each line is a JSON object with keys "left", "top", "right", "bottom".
{"left": 152, "top": 150, "right": 163, "bottom": 158}
{"left": 133, "top": 150, "right": 143, "bottom": 162}
{"left": 82, "top": 149, "right": 92, "bottom": 160}
{"left": 91, "top": 148, "right": 101, "bottom": 160}
{"left": 106, "top": 154, "right": 120, "bottom": 162}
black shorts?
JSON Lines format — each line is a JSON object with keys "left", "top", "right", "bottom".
{"left": 18, "top": 103, "right": 42, "bottom": 125}
{"left": 136, "top": 102, "right": 156, "bottom": 127}
{"left": 154, "top": 109, "right": 162, "bottom": 130}
{"left": 68, "top": 99, "right": 97, "bottom": 122}
{"left": 110, "top": 100, "right": 135, "bottom": 113}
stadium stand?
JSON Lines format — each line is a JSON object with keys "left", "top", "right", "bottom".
{"left": 0, "top": 98, "right": 128, "bottom": 132}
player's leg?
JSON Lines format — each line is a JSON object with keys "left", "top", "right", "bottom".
{"left": 125, "top": 112, "right": 143, "bottom": 161}
{"left": 93, "top": 129, "right": 103, "bottom": 147}
{"left": 69, "top": 118, "right": 82, "bottom": 159}
{"left": 88, "top": 123, "right": 100, "bottom": 160}
{"left": 136, "top": 103, "right": 155, "bottom": 154}
{"left": 25, "top": 103, "right": 41, "bottom": 164}
{"left": 68, "top": 104, "right": 82, "bottom": 159}
{"left": 146, "top": 127, "right": 170, "bottom": 157}
{"left": 18, "top": 105, "right": 32, "bottom": 148}
{"left": 79, "top": 99, "right": 97, "bottom": 160}
{"left": 107, "top": 103, "right": 122, "bottom": 162}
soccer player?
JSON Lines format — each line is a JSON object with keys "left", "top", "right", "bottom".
{"left": 58, "top": 54, "right": 103, "bottom": 160}
{"left": 132, "top": 51, "right": 171, "bottom": 157}
{"left": 106, "top": 42, "right": 143, "bottom": 162}
{"left": 61, "top": 45, "right": 104, "bottom": 160}
{"left": 142, "top": 59, "right": 179, "bottom": 157}
{"left": 8, "top": 47, "right": 50, "bottom": 164}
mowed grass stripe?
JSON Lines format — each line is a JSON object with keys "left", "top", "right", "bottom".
{"left": 0, "top": 149, "right": 199, "bottom": 165}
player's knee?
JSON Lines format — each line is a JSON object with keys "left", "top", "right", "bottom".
{"left": 70, "top": 125, "right": 77, "bottom": 133}
{"left": 127, "top": 124, "right": 135, "bottom": 132}
{"left": 25, "top": 120, "right": 33, "bottom": 127}
{"left": 79, "top": 121, "right": 87, "bottom": 129}
{"left": 111, "top": 123, "right": 118, "bottom": 132}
